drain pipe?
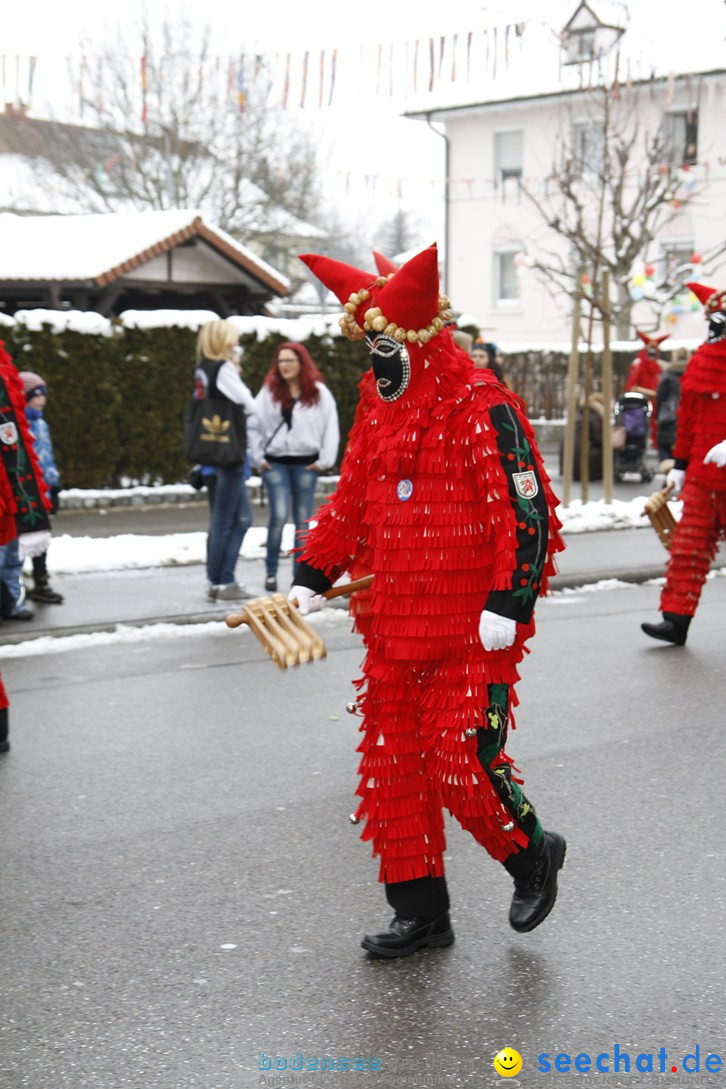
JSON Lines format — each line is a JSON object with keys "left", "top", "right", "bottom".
{"left": 425, "top": 112, "right": 450, "bottom": 295}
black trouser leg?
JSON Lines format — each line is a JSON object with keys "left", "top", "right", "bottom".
{"left": 32, "top": 552, "right": 49, "bottom": 584}
{"left": 476, "top": 683, "right": 543, "bottom": 851}
{"left": 385, "top": 876, "right": 450, "bottom": 919}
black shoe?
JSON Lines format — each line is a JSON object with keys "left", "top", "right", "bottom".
{"left": 29, "top": 584, "right": 64, "bottom": 604}
{"left": 506, "top": 831, "right": 567, "bottom": 933}
{"left": 0, "top": 740, "right": 9, "bottom": 754}
{"left": 264, "top": 576, "right": 277, "bottom": 592}
{"left": 641, "top": 611, "right": 691, "bottom": 646}
{"left": 361, "top": 912, "right": 454, "bottom": 958}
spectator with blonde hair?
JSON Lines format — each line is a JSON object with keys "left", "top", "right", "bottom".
{"left": 193, "top": 319, "right": 258, "bottom": 602}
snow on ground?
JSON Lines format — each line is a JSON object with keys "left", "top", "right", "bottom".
{"left": 0, "top": 597, "right": 353, "bottom": 659}
{"left": 47, "top": 524, "right": 288, "bottom": 574}
{"left": 47, "top": 497, "right": 675, "bottom": 576}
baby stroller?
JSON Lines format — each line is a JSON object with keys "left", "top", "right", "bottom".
{"left": 613, "top": 392, "right": 654, "bottom": 483}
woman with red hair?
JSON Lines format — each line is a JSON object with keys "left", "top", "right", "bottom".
{"left": 250, "top": 342, "right": 339, "bottom": 591}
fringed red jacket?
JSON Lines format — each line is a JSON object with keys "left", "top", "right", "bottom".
{"left": 673, "top": 340, "right": 726, "bottom": 491}
{"left": 298, "top": 345, "right": 563, "bottom": 660}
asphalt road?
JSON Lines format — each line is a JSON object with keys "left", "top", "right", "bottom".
{"left": 2, "top": 575, "right": 725, "bottom": 1088}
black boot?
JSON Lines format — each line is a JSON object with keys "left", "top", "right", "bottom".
{"left": 641, "top": 611, "right": 691, "bottom": 646}
{"left": 28, "top": 581, "right": 64, "bottom": 604}
{"left": 361, "top": 912, "right": 454, "bottom": 958}
{"left": 505, "top": 830, "right": 566, "bottom": 933}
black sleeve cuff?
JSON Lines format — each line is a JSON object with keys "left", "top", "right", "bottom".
{"left": 293, "top": 561, "right": 334, "bottom": 594}
{"left": 484, "top": 587, "right": 539, "bottom": 623}
{"left": 674, "top": 458, "right": 688, "bottom": 471}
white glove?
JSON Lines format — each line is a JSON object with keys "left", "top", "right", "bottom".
{"left": 666, "top": 467, "right": 686, "bottom": 493}
{"left": 18, "top": 530, "right": 51, "bottom": 559}
{"left": 478, "top": 609, "right": 517, "bottom": 652}
{"left": 289, "top": 584, "right": 326, "bottom": 616}
{"left": 703, "top": 440, "right": 726, "bottom": 468}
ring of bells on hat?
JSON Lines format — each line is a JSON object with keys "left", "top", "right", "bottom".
{"left": 339, "top": 275, "right": 453, "bottom": 345}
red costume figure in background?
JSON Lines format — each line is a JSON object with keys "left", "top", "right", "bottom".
{"left": 625, "top": 331, "right": 669, "bottom": 445}
{"left": 0, "top": 342, "right": 52, "bottom": 752}
{"left": 642, "top": 283, "right": 726, "bottom": 646}
{"left": 290, "top": 244, "right": 566, "bottom": 956}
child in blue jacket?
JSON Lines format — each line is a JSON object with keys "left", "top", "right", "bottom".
{"left": 20, "top": 371, "right": 63, "bottom": 605}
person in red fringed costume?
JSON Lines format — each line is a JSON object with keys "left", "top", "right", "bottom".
{"left": 642, "top": 282, "right": 726, "bottom": 646}
{"left": 625, "top": 331, "right": 669, "bottom": 446}
{"left": 289, "top": 244, "right": 567, "bottom": 957}
{"left": 0, "top": 342, "right": 52, "bottom": 753}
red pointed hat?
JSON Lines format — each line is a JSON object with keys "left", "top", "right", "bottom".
{"left": 636, "top": 330, "right": 669, "bottom": 347}
{"left": 686, "top": 281, "right": 726, "bottom": 312}
{"left": 300, "top": 244, "right": 451, "bottom": 345}
{"left": 372, "top": 251, "right": 399, "bottom": 276}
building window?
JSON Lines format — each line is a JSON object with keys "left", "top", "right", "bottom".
{"left": 573, "top": 123, "right": 604, "bottom": 175}
{"left": 660, "top": 242, "right": 695, "bottom": 287}
{"left": 494, "top": 131, "right": 523, "bottom": 200}
{"left": 560, "top": 2, "right": 624, "bottom": 65}
{"left": 494, "top": 252, "right": 520, "bottom": 303}
{"left": 663, "top": 110, "right": 698, "bottom": 167}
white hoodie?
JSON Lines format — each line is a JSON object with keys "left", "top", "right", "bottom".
{"left": 250, "top": 383, "right": 340, "bottom": 470}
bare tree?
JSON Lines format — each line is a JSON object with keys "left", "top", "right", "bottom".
{"left": 522, "top": 80, "right": 723, "bottom": 338}
{"left": 37, "top": 17, "right": 321, "bottom": 252}
{"left": 374, "top": 208, "right": 424, "bottom": 260}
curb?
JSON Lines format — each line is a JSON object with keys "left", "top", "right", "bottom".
{"left": 0, "top": 569, "right": 670, "bottom": 646}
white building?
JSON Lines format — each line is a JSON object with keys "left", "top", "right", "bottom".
{"left": 406, "top": 0, "right": 726, "bottom": 347}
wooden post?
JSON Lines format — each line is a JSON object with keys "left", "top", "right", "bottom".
{"left": 580, "top": 345, "right": 592, "bottom": 504}
{"left": 561, "top": 286, "right": 582, "bottom": 508}
{"left": 601, "top": 270, "right": 614, "bottom": 504}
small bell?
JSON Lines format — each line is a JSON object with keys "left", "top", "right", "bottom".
{"left": 501, "top": 821, "right": 515, "bottom": 832}
{"left": 349, "top": 814, "right": 360, "bottom": 825}
{"left": 464, "top": 727, "right": 477, "bottom": 738}
{"left": 346, "top": 701, "right": 358, "bottom": 715}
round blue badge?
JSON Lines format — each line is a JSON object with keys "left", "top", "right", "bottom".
{"left": 397, "top": 479, "right": 414, "bottom": 501}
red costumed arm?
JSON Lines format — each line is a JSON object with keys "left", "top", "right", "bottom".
{"left": 0, "top": 344, "right": 52, "bottom": 543}
{"left": 296, "top": 395, "right": 370, "bottom": 585}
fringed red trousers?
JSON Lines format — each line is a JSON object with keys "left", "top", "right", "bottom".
{"left": 661, "top": 480, "right": 726, "bottom": 616}
{"left": 352, "top": 650, "right": 540, "bottom": 885}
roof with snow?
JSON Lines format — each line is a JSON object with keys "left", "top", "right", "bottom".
{"left": 0, "top": 209, "right": 290, "bottom": 317}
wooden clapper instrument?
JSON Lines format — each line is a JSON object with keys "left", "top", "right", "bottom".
{"left": 225, "top": 575, "right": 374, "bottom": 670}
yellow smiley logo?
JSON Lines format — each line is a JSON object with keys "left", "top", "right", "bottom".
{"left": 493, "top": 1048, "right": 523, "bottom": 1077}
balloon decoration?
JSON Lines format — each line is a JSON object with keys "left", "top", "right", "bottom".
{"left": 629, "top": 253, "right": 707, "bottom": 324}
{"left": 629, "top": 260, "right": 655, "bottom": 302}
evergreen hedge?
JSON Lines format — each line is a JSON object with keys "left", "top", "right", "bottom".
{"left": 2, "top": 318, "right": 636, "bottom": 488}
{"left": 2, "top": 322, "right": 370, "bottom": 488}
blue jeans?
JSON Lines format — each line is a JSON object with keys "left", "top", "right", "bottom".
{"left": 262, "top": 463, "right": 318, "bottom": 578}
{"left": 207, "top": 464, "right": 253, "bottom": 586}
{"left": 0, "top": 537, "right": 24, "bottom": 613}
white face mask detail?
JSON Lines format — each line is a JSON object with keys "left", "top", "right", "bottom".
{"left": 708, "top": 311, "right": 726, "bottom": 343}
{"left": 367, "top": 333, "right": 411, "bottom": 402}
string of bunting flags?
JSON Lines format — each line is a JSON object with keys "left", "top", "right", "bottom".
{"left": 1, "top": 21, "right": 536, "bottom": 118}
{"left": 3, "top": 19, "right": 724, "bottom": 120}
